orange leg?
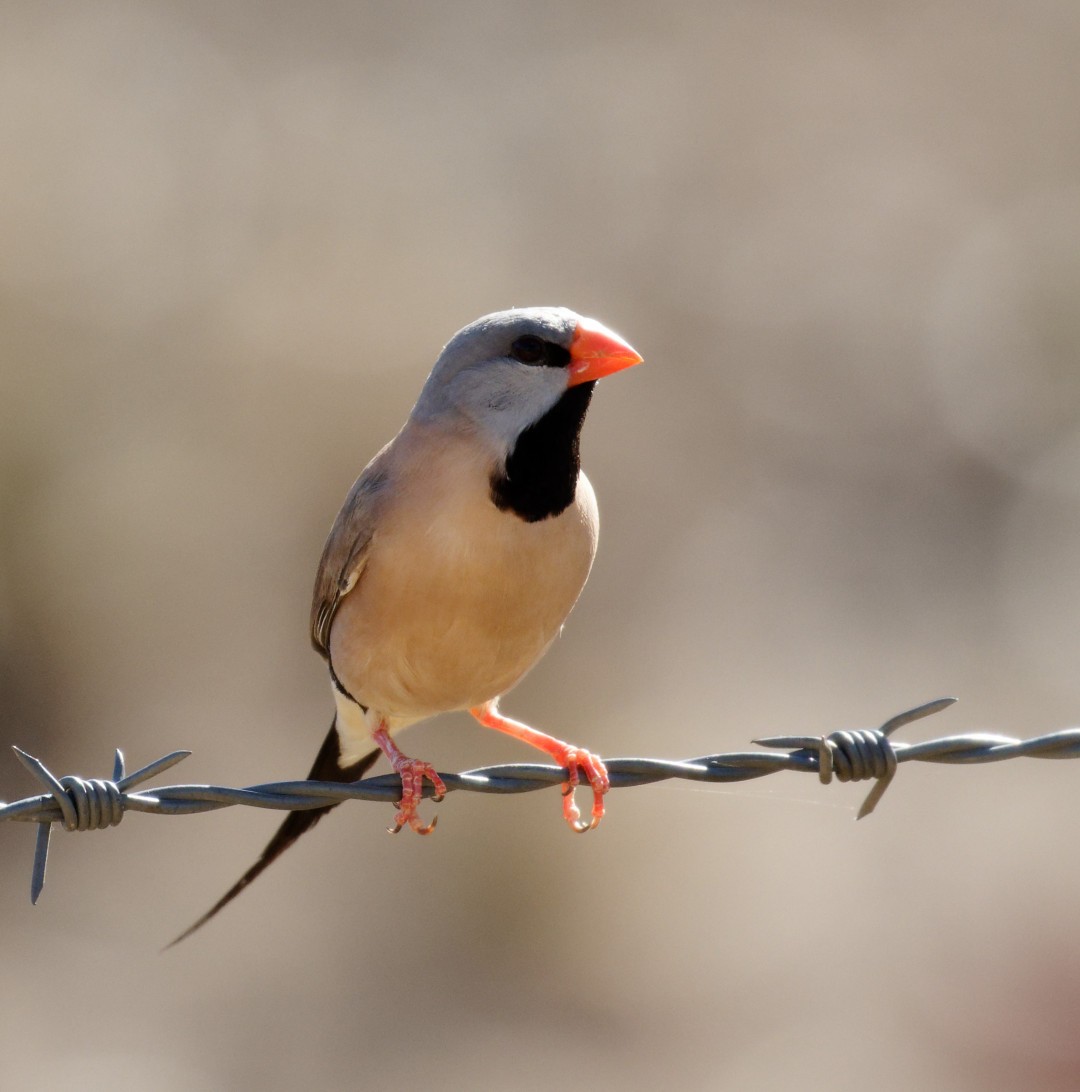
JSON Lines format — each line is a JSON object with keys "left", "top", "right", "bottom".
{"left": 469, "top": 701, "right": 609, "bottom": 832}
{"left": 372, "top": 724, "right": 447, "bottom": 835}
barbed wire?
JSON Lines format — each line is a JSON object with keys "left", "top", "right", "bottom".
{"left": 5, "top": 697, "right": 1080, "bottom": 904}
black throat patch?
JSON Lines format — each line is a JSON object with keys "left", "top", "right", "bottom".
{"left": 490, "top": 381, "right": 596, "bottom": 522}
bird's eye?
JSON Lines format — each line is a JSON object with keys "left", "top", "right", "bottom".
{"left": 510, "top": 335, "right": 546, "bottom": 365}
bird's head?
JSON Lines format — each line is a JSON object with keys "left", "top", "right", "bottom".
{"left": 411, "top": 307, "right": 642, "bottom": 454}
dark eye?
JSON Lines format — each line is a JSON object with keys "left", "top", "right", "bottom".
{"left": 510, "top": 335, "right": 546, "bottom": 364}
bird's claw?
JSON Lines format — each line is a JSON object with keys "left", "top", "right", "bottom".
{"left": 387, "top": 811, "right": 439, "bottom": 836}
{"left": 557, "top": 746, "right": 609, "bottom": 834}
{"left": 386, "top": 758, "right": 446, "bottom": 836}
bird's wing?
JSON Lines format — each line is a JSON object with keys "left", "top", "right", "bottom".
{"left": 166, "top": 453, "right": 397, "bottom": 947}
{"left": 310, "top": 456, "right": 390, "bottom": 658}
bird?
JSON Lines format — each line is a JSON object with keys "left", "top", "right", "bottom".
{"left": 169, "top": 306, "right": 642, "bottom": 945}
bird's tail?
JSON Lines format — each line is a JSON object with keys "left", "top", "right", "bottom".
{"left": 165, "top": 719, "right": 379, "bottom": 948}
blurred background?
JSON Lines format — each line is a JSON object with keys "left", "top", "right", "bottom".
{"left": 3, "top": 1, "right": 1080, "bottom": 1088}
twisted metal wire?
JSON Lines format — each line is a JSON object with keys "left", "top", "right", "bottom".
{"left": 5, "top": 697, "right": 1080, "bottom": 904}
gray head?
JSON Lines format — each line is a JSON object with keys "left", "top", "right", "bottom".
{"left": 410, "top": 307, "right": 583, "bottom": 454}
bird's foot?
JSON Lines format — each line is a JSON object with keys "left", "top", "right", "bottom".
{"left": 373, "top": 726, "right": 446, "bottom": 835}
{"left": 387, "top": 757, "right": 446, "bottom": 835}
{"left": 469, "top": 702, "right": 609, "bottom": 833}
{"left": 553, "top": 744, "right": 609, "bottom": 833}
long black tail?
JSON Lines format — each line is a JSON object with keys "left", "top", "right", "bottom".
{"left": 166, "top": 720, "right": 379, "bottom": 947}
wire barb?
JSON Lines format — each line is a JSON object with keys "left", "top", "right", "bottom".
{"left": 753, "top": 698, "right": 957, "bottom": 818}
{"left": 5, "top": 698, "right": 1080, "bottom": 904}
{"left": 4, "top": 745, "right": 192, "bottom": 904}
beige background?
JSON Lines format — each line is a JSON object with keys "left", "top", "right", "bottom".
{"left": 3, "top": 2, "right": 1080, "bottom": 1089}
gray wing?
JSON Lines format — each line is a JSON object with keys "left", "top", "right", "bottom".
{"left": 167, "top": 450, "right": 394, "bottom": 947}
{"left": 310, "top": 453, "right": 390, "bottom": 658}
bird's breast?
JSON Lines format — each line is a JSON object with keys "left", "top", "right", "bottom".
{"left": 328, "top": 436, "right": 598, "bottom": 721}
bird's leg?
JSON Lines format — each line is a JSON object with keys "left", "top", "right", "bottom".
{"left": 371, "top": 724, "right": 446, "bottom": 835}
{"left": 469, "top": 701, "right": 609, "bottom": 832}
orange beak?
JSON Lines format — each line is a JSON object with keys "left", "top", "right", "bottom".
{"left": 567, "top": 316, "right": 644, "bottom": 386}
